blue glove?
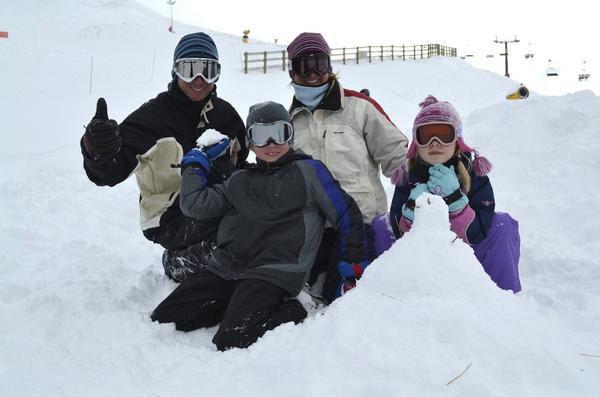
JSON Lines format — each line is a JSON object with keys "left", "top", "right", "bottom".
{"left": 335, "top": 260, "right": 369, "bottom": 299}
{"left": 203, "top": 138, "right": 231, "bottom": 160}
{"left": 427, "top": 164, "right": 460, "bottom": 197}
{"left": 427, "top": 164, "right": 468, "bottom": 213}
{"left": 447, "top": 194, "right": 469, "bottom": 213}
{"left": 181, "top": 148, "right": 211, "bottom": 173}
{"left": 401, "top": 183, "right": 429, "bottom": 222}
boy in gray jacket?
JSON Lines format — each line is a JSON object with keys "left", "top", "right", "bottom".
{"left": 151, "top": 101, "right": 368, "bottom": 351}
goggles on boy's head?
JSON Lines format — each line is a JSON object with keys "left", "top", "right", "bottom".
{"left": 173, "top": 58, "right": 221, "bottom": 83}
{"left": 288, "top": 53, "right": 331, "bottom": 78}
{"left": 416, "top": 124, "right": 456, "bottom": 147}
{"left": 247, "top": 121, "right": 294, "bottom": 147}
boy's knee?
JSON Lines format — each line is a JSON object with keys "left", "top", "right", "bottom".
{"left": 276, "top": 299, "right": 308, "bottom": 324}
{"left": 212, "top": 299, "right": 308, "bottom": 351}
{"left": 213, "top": 327, "right": 248, "bottom": 351}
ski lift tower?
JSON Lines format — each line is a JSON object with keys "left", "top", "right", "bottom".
{"left": 494, "top": 36, "right": 520, "bottom": 77}
{"left": 167, "top": 0, "right": 176, "bottom": 33}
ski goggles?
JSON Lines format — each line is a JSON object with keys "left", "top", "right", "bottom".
{"left": 288, "top": 53, "right": 331, "bottom": 78}
{"left": 173, "top": 58, "right": 221, "bottom": 83}
{"left": 247, "top": 121, "right": 294, "bottom": 147}
{"left": 416, "top": 124, "right": 456, "bottom": 147}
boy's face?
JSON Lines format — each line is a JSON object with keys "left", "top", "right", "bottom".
{"left": 251, "top": 142, "right": 290, "bottom": 163}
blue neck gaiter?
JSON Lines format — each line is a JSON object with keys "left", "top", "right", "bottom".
{"left": 292, "top": 82, "right": 330, "bottom": 111}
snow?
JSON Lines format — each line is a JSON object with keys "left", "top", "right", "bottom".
{"left": 196, "top": 129, "right": 229, "bottom": 148}
{"left": 1, "top": 1, "right": 599, "bottom": 396}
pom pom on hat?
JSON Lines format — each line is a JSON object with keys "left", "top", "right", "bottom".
{"left": 390, "top": 164, "right": 409, "bottom": 186}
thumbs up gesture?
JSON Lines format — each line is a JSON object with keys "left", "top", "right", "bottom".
{"left": 83, "top": 98, "right": 120, "bottom": 162}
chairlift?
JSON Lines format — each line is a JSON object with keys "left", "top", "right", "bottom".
{"left": 460, "top": 45, "right": 474, "bottom": 60}
{"left": 546, "top": 59, "right": 559, "bottom": 77}
{"left": 578, "top": 61, "right": 590, "bottom": 81}
{"left": 578, "top": 72, "right": 590, "bottom": 81}
{"left": 524, "top": 43, "right": 534, "bottom": 59}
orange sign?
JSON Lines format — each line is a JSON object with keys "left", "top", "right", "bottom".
{"left": 0, "top": 31, "right": 8, "bottom": 38}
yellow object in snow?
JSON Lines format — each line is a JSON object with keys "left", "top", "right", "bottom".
{"left": 506, "top": 85, "right": 529, "bottom": 100}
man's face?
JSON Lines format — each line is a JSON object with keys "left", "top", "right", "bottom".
{"left": 177, "top": 76, "right": 214, "bottom": 102}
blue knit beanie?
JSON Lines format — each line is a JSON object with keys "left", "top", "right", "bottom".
{"left": 173, "top": 32, "right": 219, "bottom": 61}
{"left": 172, "top": 32, "right": 219, "bottom": 81}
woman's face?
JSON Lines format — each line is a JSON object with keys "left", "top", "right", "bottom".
{"left": 292, "top": 71, "right": 330, "bottom": 87}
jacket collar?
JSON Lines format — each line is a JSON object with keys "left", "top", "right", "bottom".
{"left": 249, "top": 149, "right": 312, "bottom": 173}
{"left": 167, "top": 80, "right": 217, "bottom": 111}
{"left": 290, "top": 79, "right": 342, "bottom": 116}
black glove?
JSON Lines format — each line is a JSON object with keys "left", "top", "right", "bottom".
{"left": 83, "top": 98, "right": 120, "bottom": 162}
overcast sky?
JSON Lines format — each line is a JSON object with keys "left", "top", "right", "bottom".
{"left": 139, "top": 0, "right": 596, "bottom": 79}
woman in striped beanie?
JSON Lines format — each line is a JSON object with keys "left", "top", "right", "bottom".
{"left": 286, "top": 32, "right": 409, "bottom": 303}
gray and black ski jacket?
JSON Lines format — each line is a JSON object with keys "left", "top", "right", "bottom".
{"left": 180, "top": 150, "right": 368, "bottom": 296}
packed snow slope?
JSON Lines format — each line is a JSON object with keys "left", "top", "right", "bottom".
{"left": 1, "top": 1, "right": 599, "bottom": 396}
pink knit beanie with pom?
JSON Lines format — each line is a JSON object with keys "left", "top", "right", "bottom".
{"left": 407, "top": 95, "right": 491, "bottom": 175}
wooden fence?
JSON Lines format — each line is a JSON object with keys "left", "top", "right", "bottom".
{"left": 243, "top": 44, "right": 457, "bottom": 74}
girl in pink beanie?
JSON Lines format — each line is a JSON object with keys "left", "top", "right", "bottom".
{"left": 373, "top": 95, "right": 522, "bottom": 292}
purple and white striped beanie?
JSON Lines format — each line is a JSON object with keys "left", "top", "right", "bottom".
{"left": 287, "top": 32, "right": 331, "bottom": 59}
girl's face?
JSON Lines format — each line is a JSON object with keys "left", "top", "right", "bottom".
{"left": 415, "top": 124, "right": 456, "bottom": 165}
{"left": 417, "top": 141, "right": 456, "bottom": 165}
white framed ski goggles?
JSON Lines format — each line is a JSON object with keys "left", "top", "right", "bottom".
{"left": 173, "top": 58, "right": 221, "bottom": 83}
{"left": 247, "top": 121, "right": 294, "bottom": 147}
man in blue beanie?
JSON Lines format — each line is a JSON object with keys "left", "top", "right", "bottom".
{"left": 80, "top": 32, "right": 248, "bottom": 282}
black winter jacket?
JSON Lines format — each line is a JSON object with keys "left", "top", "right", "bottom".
{"left": 81, "top": 82, "right": 247, "bottom": 237}
{"left": 180, "top": 149, "right": 368, "bottom": 296}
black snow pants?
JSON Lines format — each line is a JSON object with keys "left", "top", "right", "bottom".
{"left": 150, "top": 269, "right": 308, "bottom": 351}
{"left": 144, "top": 214, "right": 220, "bottom": 283}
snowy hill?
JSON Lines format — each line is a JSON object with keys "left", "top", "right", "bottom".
{"left": 1, "top": 1, "right": 600, "bottom": 396}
